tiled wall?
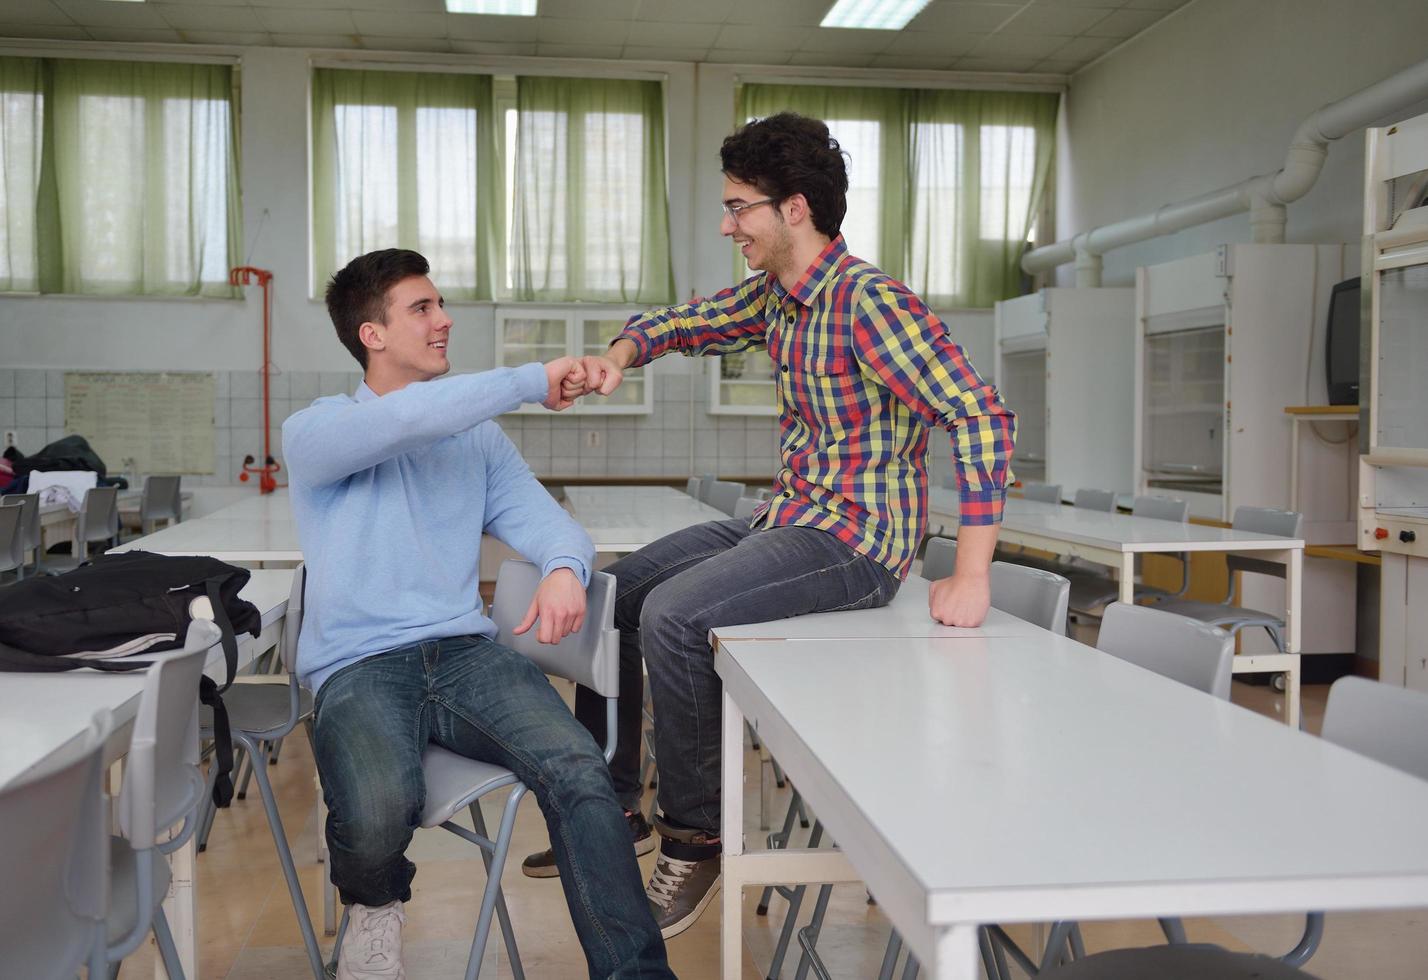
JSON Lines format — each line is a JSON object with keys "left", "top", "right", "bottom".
{"left": 1, "top": 362, "right": 782, "bottom": 487}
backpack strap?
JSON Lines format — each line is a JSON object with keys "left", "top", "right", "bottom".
{"left": 203, "top": 576, "right": 239, "bottom": 694}
{"left": 200, "top": 575, "right": 241, "bottom": 806}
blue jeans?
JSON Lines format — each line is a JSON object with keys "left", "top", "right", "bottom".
{"left": 575, "top": 519, "right": 901, "bottom": 835}
{"left": 311, "top": 635, "right": 672, "bottom": 979}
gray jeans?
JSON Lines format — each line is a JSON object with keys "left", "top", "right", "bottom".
{"left": 577, "top": 518, "right": 900, "bottom": 836}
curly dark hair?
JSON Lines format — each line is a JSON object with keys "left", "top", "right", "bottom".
{"left": 324, "top": 249, "right": 430, "bottom": 369}
{"left": 719, "top": 112, "right": 849, "bottom": 239}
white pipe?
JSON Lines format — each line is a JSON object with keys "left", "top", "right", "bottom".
{"left": 1024, "top": 57, "right": 1428, "bottom": 279}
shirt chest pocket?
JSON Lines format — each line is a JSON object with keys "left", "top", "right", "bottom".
{"left": 789, "top": 346, "right": 863, "bottom": 435}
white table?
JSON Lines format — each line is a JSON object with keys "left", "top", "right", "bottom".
{"left": 113, "top": 516, "right": 303, "bottom": 565}
{"left": 716, "top": 633, "right": 1428, "bottom": 980}
{"left": 36, "top": 490, "right": 192, "bottom": 551}
{"left": 0, "top": 569, "right": 293, "bottom": 978}
{"left": 931, "top": 488, "right": 1307, "bottom": 725}
{"left": 563, "top": 484, "right": 731, "bottom": 553}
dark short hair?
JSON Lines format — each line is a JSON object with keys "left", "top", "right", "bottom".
{"left": 719, "top": 112, "right": 849, "bottom": 239}
{"left": 324, "top": 249, "right": 430, "bottom": 369}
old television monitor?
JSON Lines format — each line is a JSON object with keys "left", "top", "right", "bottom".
{"left": 1325, "top": 276, "right": 1361, "bottom": 406}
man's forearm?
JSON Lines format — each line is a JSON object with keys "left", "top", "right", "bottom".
{"left": 606, "top": 337, "right": 639, "bottom": 370}
{"left": 954, "top": 523, "right": 998, "bottom": 577}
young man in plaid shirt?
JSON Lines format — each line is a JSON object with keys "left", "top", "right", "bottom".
{"left": 523, "top": 112, "right": 1017, "bottom": 938}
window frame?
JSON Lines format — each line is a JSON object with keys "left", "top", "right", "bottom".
{"left": 494, "top": 302, "right": 655, "bottom": 416}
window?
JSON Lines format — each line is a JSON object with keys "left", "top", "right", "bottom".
{"left": 710, "top": 349, "right": 778, "bottom": 417}
{"left": 496, "top": 306, "right": 654, "bottom": 415}
{"left": 0, "top": 56, "right": 240, "bottom": 297}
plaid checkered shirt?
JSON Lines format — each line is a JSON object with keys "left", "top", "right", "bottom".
{"left": 617, "top": 236, "right": 1016, "bottom": 578}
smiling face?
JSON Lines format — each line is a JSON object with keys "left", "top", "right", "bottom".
{"left": 721, "top": 174, "right": 794, "bottom": 278}
{"left": 361, "top": 275, "right": 452, "bottom": 391}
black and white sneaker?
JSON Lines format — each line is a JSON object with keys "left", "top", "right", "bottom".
{"left": 521, "top": 808, "right": 656, "bottom": 878}
{"left": 646, "top": 848, "right": 722, "bottom": 940}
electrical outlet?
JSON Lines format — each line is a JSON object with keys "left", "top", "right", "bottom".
{"left": 2, "top": 430, "right": 15, "bottom": 449}
{"left": 585, "top": 430, "right": 602, "bottom": 449}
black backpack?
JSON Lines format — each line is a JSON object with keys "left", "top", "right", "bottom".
{"left": 0, "top": 551, "right": 263, "bottom": 807}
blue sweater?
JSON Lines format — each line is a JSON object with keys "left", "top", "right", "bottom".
{"left": 282, "top": 365, "right": 595, "bottom": 693}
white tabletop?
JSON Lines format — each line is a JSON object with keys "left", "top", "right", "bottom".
{"left": 0, "top": 569, "right": 293, "bottom": 789}
{"left": 112, "top": 516, "right": 302, "bottom": 562}
{"left": 564, "top": 484, "right": 729, "bottom": 552}
{"left": 928, "top": 488, "right": 1304, "bottom": 553}
{"left": 203, "top": 489, "right": 293, "bottom": 522}
{"left": 709, "top": 574, "right": 1045, "bottom": 644}
{"left": 716, "top": 634, "right": 1428, "bottom": 971}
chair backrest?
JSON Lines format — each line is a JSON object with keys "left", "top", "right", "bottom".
{"left": 754, "top": 487, "right": 774, "bottom": 501}
{"left": 695, "top": 474, "right": 719, "bottom": 503}
{"left": 1073, "top": 488, "right": 1118, "bottom": 512}
{"left": 733, "top": 496, "right": 760, "bottom": 520}
{"left": 0, "top": 500, "right": 24, "bottom": 574}
{"left": 921, "top": 539, "right": 1070, "bottom": 635}
{"left": 281, "top": 563, "right": 306, "bottom": 675}
{"left": 77, "top": 486, "right": 120, "bottom": 548}
{"left": 1, "top": 492, "right": 40, "bottom": 553}
{"left": 1322, "top": 677, "right": 1428, "bottom": 782}
{"left": 990, "top": 561, "right": 1070, "bottom": 635}
{"left": 1096, "top": 602, "right": 1234, "bottom": 699}
{"left": 1227, "top": 506, "right": 1303, "bottom": 580}
{"left": 705, "top": 479, "right": 746, "bottom": 517}
{"left": 140, "top": 475, "right": 182, "bottom": 524}
{"left": 684, "top": 476, "right": 703, "bottom": 499}
{"left": 489, "top": 559, "right": 619, "bottom": 698}
{"left": 1131, "top": 495, "right": 1189, "bottom": 524}
{"left": 0, "top": 710, "right": 111, "bottom": 980}
{"left": 1021, "top": 482, "right": 1062, "bottom": 504}
{"left": 118, "top": 619, "right": 222, "bottom": 849}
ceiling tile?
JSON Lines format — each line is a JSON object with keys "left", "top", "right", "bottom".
{"left": 1124, "top": 0, "right": 1186, "bottom": 8}
{"left": 867, "top": 51, "right": 950, "bottom": 70}
{"left": 1000, "top": 5, "right": 1115, "bottom": 34}
{"left": 1084, "top": 6, "right": 1165, "bottom": 37}
{"left": 55, "top": 0, "right": 169, "bottom": 30}
{"left": 359, "top": 35, "right": 456, "bottom": 52}
{"left": 953, "top": 55, "right": 1042, "bottom": 72}
{"left": 1030, "top": 0, "right": 1128, "bottom": 7}
{"left": 180, "top": 29, "right": 274, "bottom": 45}
{"left": 533, "top": 42, "right": 625, "bottom": 58}
{"left": 84, "top": 26, "right": 187, "bottom": 43}
{"left": 971, "top": 33, "right": 1070, "bottom": 58}
{"left": 714, "top": 25, "right": 810, "bottom": 52}
{"left": 1032, "top": 57, "right": 1085, "bottom": 73}
{"left": 536, "top": 17, "right": 629, "bottom": 45}
{"left": 252, "top": 8, "right": 358, "bottom": 35}
{"left": 631, "top": 0, "right": 736, "bottom": 25}
{"left": 445, "top": 13, "right": 539, "bottom": 41}
{"left": 269, "top": 32, "right": 363, "bottom": 49}
{"left": 908, "top": 3, "right": 1021, "bottom": 34}
{"left": 0, "top": 23, "right": 91, "bottom": 40}
{"left": 0, "top": 0, "right": 73, "bottom": 27}
{"left": 352, "top": 10, "right": 449, "bottom": 38}
{"left": 788, "top": 50, "right": 878, "bottom": 68}
{"left": 703, "top": 47, "right": 791, "bottom": 64}
{"left": 625, "top": 21, "right": 721, "bottom": 48}
{"left": 797, "top": 27, "right": 896, "bottom": 54}
{"left": 450, "top": 39, "right": 537, "bottom": 54}
{"left": 621, "top": 45, "right": 712, "bottom": 62}
{"left": 1047, "top": 33, "right": 1118, "bottom": 60}
{"left": 884, "top": 31, "right": 984, "bottom": 57}
{"left": 726, "top": 0, "right": 831, "bottom": 26}
{"left": 539, "top": 0, "right": 640, "bottom": 18}
{"left": 152, "top": 4, "right": 264, "bottom": 32}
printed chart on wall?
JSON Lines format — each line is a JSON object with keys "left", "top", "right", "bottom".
{"left": 64, "top": 372, "right": 215, "bottom": 476}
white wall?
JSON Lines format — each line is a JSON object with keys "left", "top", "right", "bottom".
{"left": 1056, "top": 0, "right": 1428, "bottom": 287}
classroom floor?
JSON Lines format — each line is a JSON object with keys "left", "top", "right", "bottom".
{"left": 114, "top": 675, "right": 1428, "bottom": 980}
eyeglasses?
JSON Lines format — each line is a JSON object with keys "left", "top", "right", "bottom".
{"left": 720, "top": 197, "right": 779, "bottom": 222}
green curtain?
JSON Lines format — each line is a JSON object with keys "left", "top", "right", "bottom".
{"left": 738, "top": 83, "right": 1058, "bottom": 308}
{"left": 0, "top": 56, "right": 240, "bottom": 297}
{"left": 0, "top": 58, "right": 42, "bottom": 292}
{"left": 312, "top": 68, "right": 495, "bottom": 299}
{"left": 510, "top": 75, "right": 673, "bottom": 304}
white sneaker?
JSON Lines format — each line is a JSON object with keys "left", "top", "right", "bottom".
{"left": 336, "top": 901, "right": 407, "bottom": 980}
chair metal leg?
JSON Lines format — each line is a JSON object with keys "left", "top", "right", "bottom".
{"left": 235, "top": 740, "right": 262, "bottom": 800}
{"left": 328, "top": 904, "right": 350, "bottom": 977}
{"left": 765, "top": 820, "right": 824, "bottom": 980}
{"left": 770, "top": 757, "right": 787, "bottom": 789}
{"left": 462, "top": 787, "right": 527, "bottom": 980}
{"left": 758, "top": 790, "right": 805, "bottom": 916}
{"left": 152, "top": 905, "right": 186, "bottom": 980}
{"left": 469, "top": 800, "right": 524, "bottom": 980}
{"left": 792, "top": 882, "right": 834, "bottom": 980}
{"left": 240, "top": 732, "right": 326, "bottom": 979}
{"left": 878, "top": 931, "right": 903, "bottom": 980}
{"left": 899, "top": 951, "right": 920, "bottom": 980}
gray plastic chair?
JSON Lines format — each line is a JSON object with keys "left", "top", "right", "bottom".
{"left": 1034, "top": 945, "right": 1319, "bottom": 979}
{"left": 694, "top": 473, "right": 719, "bottom": 503}
{"left": 140, "top": 475, "right": 183, "bottom": 535}
{"left": 194, "top": 564, "right": 325, "bottom": 978}
{"left": 923, "top": 538, "right": 1070, "bottom": 635}
{"left": 0, "top": 499, "right": 24, "bottom": 582}
{"left": 329, "top": 559, "right": 621, "bottom": 980}
{"left": 43, "top": 485, "right": 121, "bottom": 572}
{"left": 105, "top": 619, "right": 225, "bottom": 980}
{"left": 1323, "top": 676, "right": 1428, "bottom": 781}
{"left": 1067, "top": 496, "right": 1191, "bottom": 614}
{"left": 1, "top": 492, "right": 40, "bottom": 577}
{"left": 733, "top": 495, "right": 761, "bottom": 520}
{"left": 1151, "top": 506, "right": 1303, "bottom": 651}
{"left": 704, "top": 478, "right": 746, "bottom": 517}
{"left": 1072, "top": 487, "right": 1118, "bottom": 512}
{"left": 0, "top": 709, "right": 111, "bottom": 980}
{"left": 1096, "top": 603, "right": 1234, "bottom": 700}
{"left": 1021, "top": 482, "right": 1062, "bottom": 504}
{"left": 684, "top": 476, "right": 703, "bottom": 499}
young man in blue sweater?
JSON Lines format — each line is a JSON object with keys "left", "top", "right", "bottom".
{"left": 284, "top": 249, "right": 672, "bottom": 980}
